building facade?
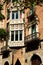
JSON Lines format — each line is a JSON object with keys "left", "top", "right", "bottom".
{"left": 0, "top": 0, "right": 43, "bottom": 65}
{"left": 24, "top": 3, "right": 43, "bottom": 65}
{"left": 8, "top": 1, "right": 25, "bottom": 65}
{"left": 0, "top": 0, "right": 25, "bottom": 65}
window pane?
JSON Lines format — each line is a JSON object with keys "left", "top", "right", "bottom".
{"left": 19, "top": 30, "right": 22, "bottom": 40}
{"left": 11, "top": 31, "right": 14, "bottom": 41}
{"left": 12, "top": 11, "right": 14, "bottom": 19}
{"left": 32, "top": 25, "right": 36, "bottom": 33}
{"left": 31, "top": 25, "right": 36, "bottom": 38}
{"left": 16, "top": 11, "right": 18, "bottom": 19}
{"left": 15, "top": 31, "right": 18, "bottom": 41}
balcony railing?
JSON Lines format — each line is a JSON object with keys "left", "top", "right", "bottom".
{"left": 24, "top": 32, "right": 40, "bottom": 43}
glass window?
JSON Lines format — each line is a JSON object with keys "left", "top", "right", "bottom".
{"left": 16, "top": 11, "right": 18, "bottom": 19}
{"left": 11, "top": 31, "right": 14, "bottom": 41}
{"left": 12, "top": 11, "right": 20, "bottom": 19}
{"left": 12, "top": 11, "right": 14, "bottom": 19}
{"left": 32, "top": 25, "right": 36, "bottom": 34}
{"left": 11, "top": 30, "right": 23, "bottom": 41}
{"left": 15, "top": 31, "right": 18, "bottom": 41}
{"left": 31, "top": 25, "right": 36, "bottom": 38}
{"left": 19, "top": 30, "right": 22, "bottom": 40}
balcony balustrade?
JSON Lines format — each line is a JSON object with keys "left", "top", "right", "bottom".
{"left": 25, "top": 32, "right": 40, "bottom": 52}
{"left": 24, "top": 32, "right": 40, "bottom": 43}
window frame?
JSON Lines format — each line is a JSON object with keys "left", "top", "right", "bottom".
{"left": 19, "top": 30, "right": 22, "bottom": 40}
{"left": 11, "top": 10, "right": 22, "bottom": 19}
{"left": 10, "top": 30, "right": 23, "bottom": 41}
{"left": 15, "top": 30, "right": 18, "bottom": 41}
{"left": 11, "top": 31, "right": 14, "bottom": 41}
{"left": 31, "top": 24, "right": 36, "bottom": 34}
{"left": 12, "top": 11, "right": 15, "bottom": 19}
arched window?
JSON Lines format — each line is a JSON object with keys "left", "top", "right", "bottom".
{"left": 4, "top": 61, "right": 9, "bottom": 65}
{"left": 15, "top": 59, "right": 21, "bottom": 65}
{"left": 31, "top": 54, "right": 42, "bottom": 65}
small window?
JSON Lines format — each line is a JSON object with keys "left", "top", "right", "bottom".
{"left": 12, "top": 11, "right": 14, "bottom": 19}
{"left": 10, "top": 30, "right": 23, "bottom": 41}
{"left": 15, "top": 31, "right": 18, "bottom": 41}
{"left": 4, "top": 61, "right": 9, "bottom": 65}
{"left": 11, "top": 31, "right": 14, "bottom": 41}
{"left": 12, "top": 11, "right": 20, "bottom": 19}
{"left": 16, "top": 11, "right": 18, "bottom": 19}
{"left": 31, "top": 25, "right": 36, "bottom": 38}
{"left": 32, "top": 25, "right": 36, "bottom": 34}
{"left": 19, "top": 30, "right": 22, "bottom": 40}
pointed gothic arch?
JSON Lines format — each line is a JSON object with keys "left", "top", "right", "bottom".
{"left": 4, "top": 61, "right": 9, "bottom": 65}
{"left": 31, "top": 54, "right": 42, "bottom": 65}
{"left": 15, "top": 59, "right": 21, "bottom": 65}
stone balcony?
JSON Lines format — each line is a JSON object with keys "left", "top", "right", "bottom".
{"left": 10, "top": 19, "right": 24, "bottom": 24}
{"left": 24, "top": 32, "right": 40, "bottom": 44}
{"left": 25, "top": 32, "right": 40, "bottom": 52}
{"left": 8, "top": 41, "right": 24, "bottom": 49}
